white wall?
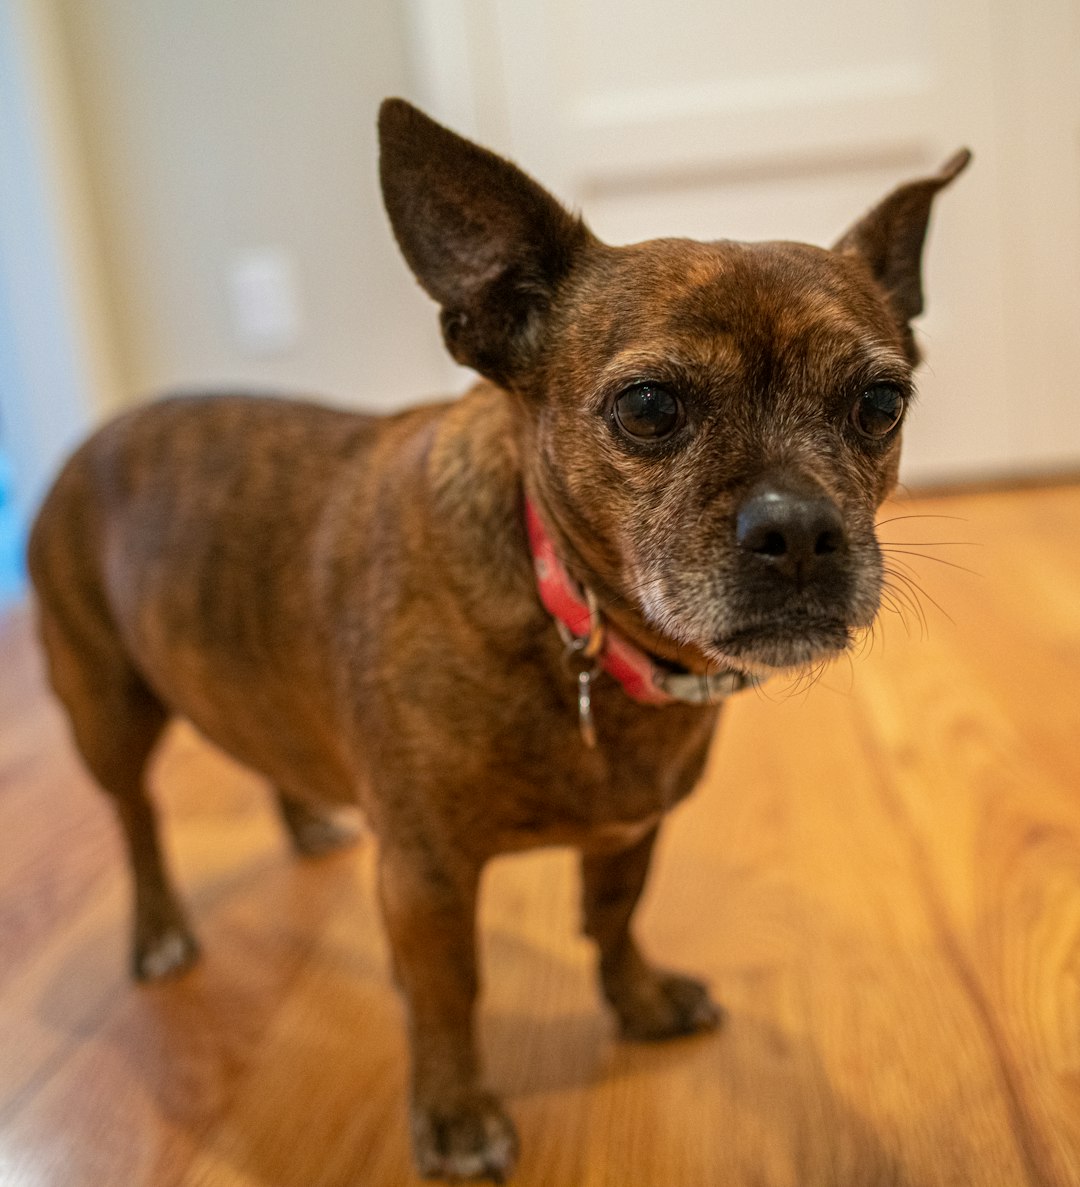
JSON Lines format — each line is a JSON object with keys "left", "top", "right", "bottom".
{"left": 55, "top": 0, "right": 451, "bottom": 410}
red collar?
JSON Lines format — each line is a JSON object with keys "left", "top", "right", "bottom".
{"left": 524, "top": 498, "right": 755, "bottom": 708}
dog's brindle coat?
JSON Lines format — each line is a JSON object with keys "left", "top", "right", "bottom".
{"left": 29, "top": 99, "right": 968, "bottom": 1180}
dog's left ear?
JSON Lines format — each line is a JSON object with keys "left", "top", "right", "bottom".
{"left": 834, "top": 149, "right": 971, "bottom": 347}
{"left": 378, "top": 98, "right": 594, "bottom": 389}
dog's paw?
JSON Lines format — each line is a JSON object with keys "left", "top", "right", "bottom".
{"left": 609, "top": 969, "right": 723, "bottom": 1041}
{"left": 411, "top": 1091, "right": 519, "bottom": 1182}
{"left": 134, "top": 925, "right": 200, "bottom": 981}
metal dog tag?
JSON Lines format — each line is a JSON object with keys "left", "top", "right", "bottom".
{"left": 577, "top": 668, "right": 598, "bottom": 749}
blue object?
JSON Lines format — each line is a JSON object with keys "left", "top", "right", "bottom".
{"left": 0, "top": 449, "right": 26, "bottom": 607}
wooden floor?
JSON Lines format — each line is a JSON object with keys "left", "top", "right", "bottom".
{"left": 2, "top": 484, "right": 1080, "bottom": 1186}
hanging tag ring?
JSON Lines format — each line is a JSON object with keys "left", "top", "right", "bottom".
{"left": 580, "top": 588, "right": 605, "bottom": 660}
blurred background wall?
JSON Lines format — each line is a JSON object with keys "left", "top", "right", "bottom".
{"left": 1, "top": 0, "right": 1078, "bottom": 600}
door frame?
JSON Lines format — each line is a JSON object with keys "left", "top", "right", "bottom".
{"left": 0, "top": 0, "right": 119, "bottom": 549}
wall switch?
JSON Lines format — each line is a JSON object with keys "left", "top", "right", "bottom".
{"left": 228, "top": 249, "right": 301, "bottom": 355}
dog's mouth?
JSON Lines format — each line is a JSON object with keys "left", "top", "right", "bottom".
{"left": 633, "top": 534, "right": 883, "bottom": 677}
{"left": 708, "top": 614, "right": 855, "bottom": 672}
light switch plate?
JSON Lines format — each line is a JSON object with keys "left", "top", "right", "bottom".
{"left": 228, "top": 249, "right": 301, "bottom": 355}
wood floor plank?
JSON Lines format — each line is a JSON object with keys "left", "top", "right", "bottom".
{"left": 629, "top": 691, "right": 1034, "bottom": 1187}
{"left": 852, "top": 489, "right": 1080, "bottom": 1187}
{"left": 2, "top": 484, "right": 1079, "bottom": 1185}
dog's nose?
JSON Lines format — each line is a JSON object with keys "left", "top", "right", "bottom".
{"left": 735, "top": 482, "right": 846, "bottom": 584}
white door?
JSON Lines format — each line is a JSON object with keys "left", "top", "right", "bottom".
{"left": 405, "top": 0, "right": 1080, "bottom": 485}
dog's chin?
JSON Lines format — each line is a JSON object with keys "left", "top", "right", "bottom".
{"left": 706, "top": 617, "right": 855, "bottom": 675}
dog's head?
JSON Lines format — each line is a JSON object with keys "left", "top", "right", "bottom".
{"left": 379, "top": 98, "right": 969, "bottom": 674}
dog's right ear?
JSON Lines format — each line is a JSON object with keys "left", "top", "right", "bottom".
{"left": 378, "top": 98, "right": 593, "bottom": 389}
{"left": 833, "top": 149, "right": 971, "bottom": 359}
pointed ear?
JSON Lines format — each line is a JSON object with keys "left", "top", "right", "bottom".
{"left": 833, "top": 150, "right": 971, "bottom": 332}
{"left": 378, "top": 98, "right": 593, "bottom": 388}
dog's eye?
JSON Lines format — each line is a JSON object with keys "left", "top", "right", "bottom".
{"left": 612, "top": 383, "right": 681, "bottom": 441}
{"left": 852, "top": 383, "right": 905, "bottom": 439}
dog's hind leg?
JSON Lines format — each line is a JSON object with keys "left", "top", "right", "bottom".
{"left": 37, "top": 610, "right": 199, "bottom": 980}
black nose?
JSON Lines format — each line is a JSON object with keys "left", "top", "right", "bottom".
{"left": 735, "top": 482, "right": 847, "bottom": 584}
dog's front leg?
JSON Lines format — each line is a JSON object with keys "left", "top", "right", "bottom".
{"left": 582, "top": 827, "right": 723, "bottom": 1040}
{"left": 378, "top": 843, "right": 517, "bottom": 1182}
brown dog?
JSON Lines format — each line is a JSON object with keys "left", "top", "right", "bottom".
{"left": 28, "top": 98, "right": 968, "bottom": 1180}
